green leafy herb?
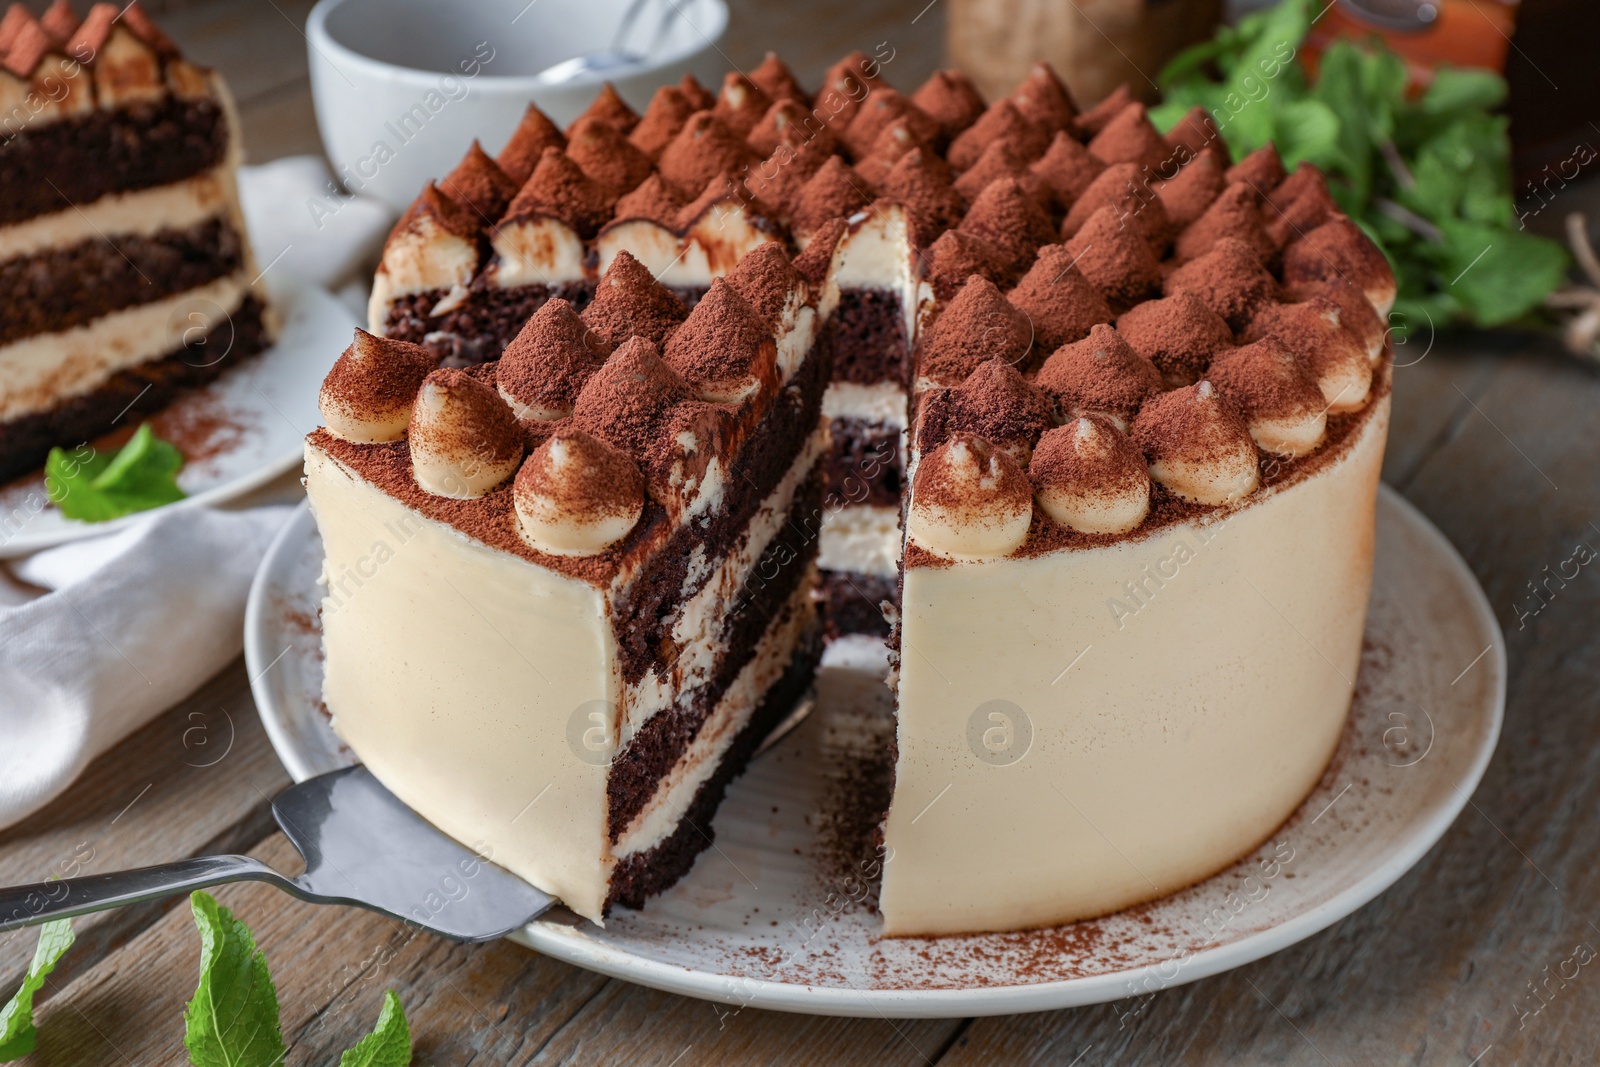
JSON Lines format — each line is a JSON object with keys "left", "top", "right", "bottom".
{"left": 45, "top": 423, "right": 186, "bottom": 522}
{"left": 0, "top": 919, "right": 75, "bottom": 1061}
{"left": 1154, "top": 0, "right": 1569, "bottom": 335}
{"left": 184, "top": 891, "right": 287, "bottom": 1067}
{"left": 0, "top": 896, "right": 414, "bottom": 1064}
{"left": 338, "top": 991, "right": 412, "bottom": 1067}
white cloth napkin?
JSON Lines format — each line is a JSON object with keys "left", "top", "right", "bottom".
{"left": 237, "top": 155, "right": 395, "bottom": 295}
{"left": 0, "top": 155, "right": 393, "bottom": 831}
{"left": 0, "top": 506, "right": 290, "bottom": 829}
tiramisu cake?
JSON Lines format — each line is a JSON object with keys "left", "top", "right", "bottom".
{"left": 307, "top": 245, "right": 834, "bottom": 920}
{"left": 0, "top": 0, "right": 269, "bottom": 482}
{"left": 318, "top": 54, "right": 1394, "bottom": 934}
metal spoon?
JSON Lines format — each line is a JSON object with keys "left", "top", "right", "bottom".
{"left": 529, "top": 0, "right": 684, "bottom": 87}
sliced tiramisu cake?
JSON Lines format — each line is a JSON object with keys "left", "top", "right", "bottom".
{"left": 362, "top": 53, "right": 936, "bottom": 638}
{"left": 0, "top": 0, "right": 270, "bottom": 482}
{"left": 327, "top": 55, "right": 1396, "bottom": 935}
{"left": 307, "top": 246, "right": 831, "bottom": 921}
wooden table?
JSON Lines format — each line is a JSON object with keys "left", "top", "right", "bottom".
{"left": 6, "top": 1, "right": 1600, "bottom": 1062}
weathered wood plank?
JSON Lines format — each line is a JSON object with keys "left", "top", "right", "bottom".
{"left": 517, "top": 980, "right": 966, "bottom": 1066}
{"left": 25, "top": 834, "right": 612, "bottom": 1065}
{"left": 159, "top": 0, "right": 318, "bottom": 106}
{"left": 1383, "top": 337, "right": 1505, "bottom": 491}
{"left": 235, "top": 83, "right": 324, "bottom": 163}
{"left": 0, "top": 660, "right": 288, "bottom": 999}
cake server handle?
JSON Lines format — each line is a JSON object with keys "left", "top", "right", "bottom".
{"left": 0, "top": 855, "right": 307, "bottom": 933}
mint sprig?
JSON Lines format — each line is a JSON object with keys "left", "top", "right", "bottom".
{"left": 181, "top": 892, "right": 412, "bottom": 1067}
{"left": 184, "top": 891, "right": 287, "bottom": 1067}
{"left": 1152, "top": 0, "right": 1570, "bottom": 335}
{"left": 44, "top": 423, "right": 186, "bottom": 522}
{"left": 0, "top": 918, "right": 74, "bottom": 1060}
{"left": 338, "top": 990, "right": 412, "bottom": 1067}
{"left": 1, "top": 895, "right": 414, "bottom": 1064}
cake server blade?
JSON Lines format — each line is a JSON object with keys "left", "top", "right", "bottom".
{"left": 0, "top": 766, "right": 554, "bottom": 941}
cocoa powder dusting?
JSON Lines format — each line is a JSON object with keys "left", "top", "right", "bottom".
{"left": 909, "top": 68, "right": 986, "bottom": 139}
{"left": 1115, "top": 290, "right": 1234, "bottom": 386}
{"left": 956, "top": 177, "right": 1056, "bottom": 261}
{"left": 1006, "top": 245, "right": 1114, "bottom": 354}
{"left": 1033, "top": 323, "right": 1161, "bottom": 422}
{"left": 497, "top": 104, "right": 566, "bottom": 186}
{"left": 919, "top": 275, "right": 1034, "bottom": 384}
{"left": 582, "top": 250, "right": 689, "bottom": 346}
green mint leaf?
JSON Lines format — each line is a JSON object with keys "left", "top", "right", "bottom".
{"left": 91, "top": 422, "right": 160, "bottom": 490}
{"left": 44, "top": 424, "right": 186, "bottom": 523}
{"left": 0, "top": 918, "right": 75, "bottom": 1061}
{"left": 184, "top": 891, "right": 286, "bottom": 1067}
{"left": 44, "top": 446, "right": 122, "bottom": 523}
{"left": 1422, "top": 67, "right": 1507, "bottom": 115}
{"left": 1438, "top": 219, "right": 1570, "bottom": 327}
{"left": 1268, "top": 98, "right": 1340, "bottom": 169}
{"left": 338, "top": 991, "right": 412, "bottom": 1067}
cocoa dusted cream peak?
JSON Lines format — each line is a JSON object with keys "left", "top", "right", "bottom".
{"left": 1132, "top": 381, "right": 1260, "bottom": 506}
{"left": 319, "top": 329, "right": 436, "bottom": 443}
{"left": 407, "top": 369, "right": 524, "bottom": 499}
{"left": 1029, "top": 416, "right": 1151, "bottom": 535}
{"left": 513, "top": 430, "right": 645, "bottom": 556}
{"left": 1246, "top": 297, "right": 1372, "bottom": 414}
{"left": 906, "top": 435, "right": 1033, "bottom": 560}
{"left": 1208, "top": 338, "right": 1328, "bottom": 458}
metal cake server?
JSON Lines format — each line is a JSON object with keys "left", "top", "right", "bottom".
{"left": 0, "top": 695, "right": 816, "bottom": 938}
{"left": 0, "top": 766, "right": 555, "bottom": 941}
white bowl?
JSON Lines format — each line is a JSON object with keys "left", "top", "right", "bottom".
{"left": 306, "top": 0, "right": 730, "bottom": 210}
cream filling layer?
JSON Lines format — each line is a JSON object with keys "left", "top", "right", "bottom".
{"left": 0, "top": 274, "right": 250, "bottom": 421}
{"left": 822, "top": 381, "right": 908, "bottom": 428}
{"left": 487, "top": 217, "right": 586, "bottom": 290}
{"left": 881, "top": 396, "right": 1390, "bottom": 936}
{"left": 819, "top": 505, "right": 901, "bottom": 579}
{"left": 614, "top": 575, "right": 817, "bottom": 858}
{"left": 0, "top": 169, "right": 237, "bottom": 262}
{"left": 367, "top": 219, "right": 478, "bottom": 333}
{"left": 596, "top": 210, "right": 779, "bottom": 290}
{"left": 836, "top": 205, "right": 918, "bottom": 341}
{"left": 623, "top": 427, "right": 827, "bottom": 741}
{"left": 306, "top": 443, "right": 619, "bottom": 925}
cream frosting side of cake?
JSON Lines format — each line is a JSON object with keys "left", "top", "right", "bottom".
{"left": 0, "top": 274, "right": 252, "bottom": 420}
{"left": 306, "top": 442, "right": 620, "bottom": 922}
{"left": 880, "top": 395, "right": 1388, "bottom": 935}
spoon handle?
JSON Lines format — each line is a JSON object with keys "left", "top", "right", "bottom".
{"left": 0, "top": 855, "right": 303, "bottom": 933}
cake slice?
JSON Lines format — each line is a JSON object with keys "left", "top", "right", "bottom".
{"left": 0, "top": 1, "right": 271, "bottom": 482}
{"left": 306, "top": 248, "right": 830, "bottom": 921}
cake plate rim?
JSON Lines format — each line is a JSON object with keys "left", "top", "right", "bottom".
{"left": 247, "top": 484, "right": 1505, "bottom": 1018}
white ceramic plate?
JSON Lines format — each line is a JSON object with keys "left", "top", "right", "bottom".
{"left": 247, "top": 486, "right": 1504, "bottom": 1018}
{"left": 0, "top": 272, "right": 357, "bottom": 558}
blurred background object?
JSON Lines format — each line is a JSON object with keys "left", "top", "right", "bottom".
{"left": 946, "top": 0, "right": 1223, "bottom": 105}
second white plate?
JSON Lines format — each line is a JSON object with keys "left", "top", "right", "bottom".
{"left": 246, "top": 486, "right": 1504, "bottom": 1017}
{"left": 0, "top": 271, "right": 356, "bottom": 558}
